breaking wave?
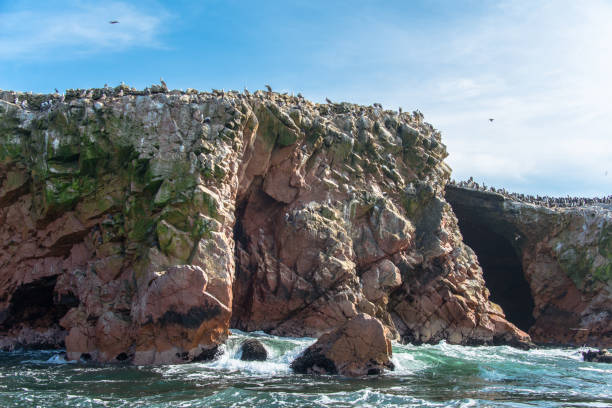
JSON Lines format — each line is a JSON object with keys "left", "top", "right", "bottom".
{"left": 1, "top": 331, "right": 610, "bottom": 407}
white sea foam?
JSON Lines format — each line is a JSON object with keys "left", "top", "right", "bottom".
{"left": 3, "top": 333, "right": 612, "bottom": 407}
{"left": 45, "top": 353, "right": 75, "bottom": 364}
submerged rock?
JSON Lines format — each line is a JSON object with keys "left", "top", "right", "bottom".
{"left": 240, "top": 339, "right": 267, "bottom": 361}
{"left": 582, "top": 349, "right": 612, "bottom": 363}
{"left": 291, "top": 314, "right": 394, "bottom": 376}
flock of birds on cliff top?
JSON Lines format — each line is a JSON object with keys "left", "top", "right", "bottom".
{"left": 450, "top": 177, "right": 612, "bottom": 208}
{"left": 7, "top": 80, "right": 428, "bottom": 123}
{"left": 5, "top": 79, "right": 609, "bottom": 210}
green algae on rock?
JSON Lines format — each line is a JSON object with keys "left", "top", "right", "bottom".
{"left": 1, "top": 87, "right": 532, "bottom": 363}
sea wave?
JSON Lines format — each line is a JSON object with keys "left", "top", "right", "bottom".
{"left": 1, "top": 332, "right": 611, "bottom": 407}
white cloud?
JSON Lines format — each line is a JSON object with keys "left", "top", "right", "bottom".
{"left": 312, "top": 0, "right": 612, "bottom": 196}
{"left": 424, "top": 1, "right": 612, "bottom": 196}
{"left": 0, "top": 1, "right": 166, "bottom": 60}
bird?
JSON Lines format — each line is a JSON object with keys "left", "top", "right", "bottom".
{"left": 54, "top": 88, "right": 59, "bottom": 93}
{"left": 160, "top": 77, "right": 167, "bottom": 90}
{"left": 325, "top": 97, "right": 332, "bottom": 104}
{"left": 109, "top": 20, "right": 119, "bottom": 24}
{"left": 489, "top": 118, "right": 494, "bottom": 122}
{"left": 265, "top": 84, "right": 272, "bottom": 92}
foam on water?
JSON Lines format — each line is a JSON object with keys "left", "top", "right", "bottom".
{"left": 1, "top": 331, "right": 611, "bottom": 407}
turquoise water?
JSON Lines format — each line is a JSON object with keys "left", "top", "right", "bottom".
{"left": 1, "top": 330, "right": 611, "bottom": 407}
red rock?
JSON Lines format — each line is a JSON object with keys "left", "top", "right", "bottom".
{"left": 291, "top": 313, "right": 394, "bottom": 376}
{"left": 8, "top": 88, "right": 603, "bottom": 366}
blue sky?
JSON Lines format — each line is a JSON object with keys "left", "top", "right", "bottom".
{"left": 1, "top": 0, "right": 611, "bottom": 196}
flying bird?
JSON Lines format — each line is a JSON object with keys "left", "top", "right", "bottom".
{"left": 489, "top": 118, "right": 494, "bottom": 122}
{"left": 109, "top": 20, "right": 119, "bottom": 24}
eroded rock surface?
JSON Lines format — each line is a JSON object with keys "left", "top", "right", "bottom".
{"left": 447, "top": 185, "right": 612, "bottom": 348}
{"left": 291, "top": 313, "right": 394, "bottom": 376}
{"left": 1, "top": 87, "right": 528, "bottom": 362}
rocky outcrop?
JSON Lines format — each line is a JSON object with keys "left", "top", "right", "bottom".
{"left": 290, "top": 313, "right": 394, "bottom": 376}
{"left": 446, "top": 185, "right": 612, "bottom": 348}
{"left": 0, "top": 86, "right": 528, "bottom": 363}
{"left": 239, "top": 338, "right": 267, "bottom": 361}
{"left": 582, "top": 349, "right": 612, "bottom": 363}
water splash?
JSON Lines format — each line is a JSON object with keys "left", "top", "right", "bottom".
{"left": 1, "top": 333, "right": 611, "bottom": 407}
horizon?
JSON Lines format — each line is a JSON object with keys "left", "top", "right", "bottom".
{"left": 1, "top": 0, "right": 610, "bottom": 196}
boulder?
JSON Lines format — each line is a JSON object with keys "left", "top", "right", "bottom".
{"left": 290, "top": 313, "right": 394, "bottom": 376}
{"left": 240, "top": 339, "right": 268, "bottom": 361}
{"left": 582, "top": 349, "right": 612, "bottom": 363}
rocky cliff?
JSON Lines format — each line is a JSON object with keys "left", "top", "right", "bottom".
{"left": 446, "top": 186, "right": 612, "bottom": 348}
{"left": 0, "top": 86, "right": 529, "bottom": 363}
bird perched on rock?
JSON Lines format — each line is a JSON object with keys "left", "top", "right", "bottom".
{"left": 265, "top": 84, "right": 272, "bottom": 92}
{"left": 399, "top": 107, "right": 402, "bottom": 114}
{"left": 54, "top": 88, "right": 59, "bottom": 93}
{"left": 325, "top": 97, "right": 332, "bottom": 104}
{"left": 160, "top": 78, "right": 168, "bottom": 90}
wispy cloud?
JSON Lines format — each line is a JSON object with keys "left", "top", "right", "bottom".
{"left": 0, "top": 1, "right": 167, "bottom": 60}
{"left": 308, "top": 0, "right": 612, "bottom": 195}
{"left": 425, "top": 0, "right": 612, "bottom": 196}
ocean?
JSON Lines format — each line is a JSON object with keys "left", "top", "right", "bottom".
{"left": 1, "top": 330, "right": 610, "bottom": 407}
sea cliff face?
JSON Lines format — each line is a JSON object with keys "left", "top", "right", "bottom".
{"left": 0, "top": 86, "right": 529, "bottom": 363}
{"left": 446, "top": 186, "right": 612, "bottom": 348}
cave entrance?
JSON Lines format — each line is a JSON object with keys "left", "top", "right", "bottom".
{"left": 455, "top": 219, "right": 535, "bottom": 332}
{"left": 1, "top": 276, "right": 76, "bottom": 347}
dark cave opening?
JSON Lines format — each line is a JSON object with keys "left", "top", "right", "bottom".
{"left": 230, "top": 177, "right": 285, "bottom": 330}
{"left": 454, "top": 218, "right": 535, "bottom": 333}
{"left": 1, "top": 276, "right": 74, "bottom": 333}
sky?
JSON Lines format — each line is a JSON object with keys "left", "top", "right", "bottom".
{"left": 1, "top": 0, "right": 610, "bottom": 197}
